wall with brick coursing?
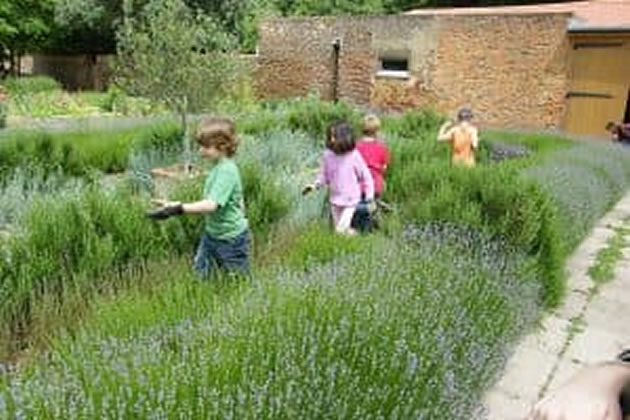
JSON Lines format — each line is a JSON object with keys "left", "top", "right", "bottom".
{"left": 256, "top": 13, "right": 571, "bottom": 129}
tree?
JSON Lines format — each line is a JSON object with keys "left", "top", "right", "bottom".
{"left": 0, "top": 0, "right": 55, "bottom": 75}
{"left": 51, "top": 0, "right": 125, "bottom": 53}
{"left": 52, "top": 0, "right": 272, "bottom": 54}
{"left": 273, "top": 0, "right": 385, "bottom": 16}
{"left": 115, "top": 0, "right": 239, "bottom": 166}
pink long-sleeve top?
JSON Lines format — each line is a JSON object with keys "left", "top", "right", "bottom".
{"left": 316, "top": 149, "right": 374, "bottom": 207}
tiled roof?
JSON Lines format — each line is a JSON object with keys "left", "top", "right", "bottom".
{"left": 405, "top": 0, "right": 630, "bottom": 31}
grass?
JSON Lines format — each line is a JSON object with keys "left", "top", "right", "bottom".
{"left": 2, "top": 76, "right": 166, "bottom": 120}
{"left": 587, "top": 221, "right": 630, "bottom": 286}
{"left": 0, "top": 120, "right": 182, "bottom": 178}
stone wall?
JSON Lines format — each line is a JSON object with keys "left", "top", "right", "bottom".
{"left": 256, "top": 13, "right": 571, "bottom": 129}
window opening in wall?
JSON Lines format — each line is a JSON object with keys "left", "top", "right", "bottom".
{"left": 377, "top": 55, "right": 409, "bottom": 79}
{"left": 381, "top": 58, "right": 408, "bottom": 72}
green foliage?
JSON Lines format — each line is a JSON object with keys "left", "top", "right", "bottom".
{"left": 280, "top": 222, "right": 363, "bottom": 271}
{"left": 284, "top": 95, "right": 362, "bottom": 139}
{"left": 387, "top": 149, "right": 564, "bottom": 307}
{"left": 587, "top": 223, "right": 629, "bottom": 286}
{"left": 0, "top": 229, "right": 540, "bottom": 418}
{"left": 382, "top": 108, "right": 444, "bottom": 140}
{"left": 237, "top": 96, "right": 363, "bottom": 140}
{"left": 481, "top": 130, "right": 574, "bottom": 157}
{"left": 115, "top": 0, "right": 238, "bottom": 115}
{"left": 0, "top": 186, "right": 167, "bottom": 353}
{"left": 2, "top": 99, "right": 630, "bottom": 420}
{"left": 0, "top": 121, "right": 182, "bottom": 179}
{"left": 115, "top": 0, "right": 241, "bottom": 163}
{"left": 3, "top": 76, "right": 61, "bottom": 95}
{"left": 385, "top": 128, "right": 630, "bottom": 309}
{"left": 524, "top": 144, "right": 630, "bottom": 251}
{"left": 274, "top": 0, "right": 385, "bottom": 15}
{"left": 241, "top": 161, "right": 291, "bottom": 240}
{"left": 0, "top": 100, "right": 6, "bottom": 129}
{"left": 0, "top": 0, "right": 55, "bottom": 71}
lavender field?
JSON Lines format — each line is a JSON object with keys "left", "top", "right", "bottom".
{"left": 1, "top": 98, "right": 629, "bottom": 418}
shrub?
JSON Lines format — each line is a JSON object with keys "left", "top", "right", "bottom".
{"left": 0, "top": 226, "right": 540, "bottom": 418}
{"left": 481, "top": 130, "right": 573, "bottom": 156}
{"left": 382, "top": 108, "right": 444, "bottom": 140}
{"left": 0, "top": 167, "right": 87, "bottom": 233}
{"left": 279, "top": 222, "right": 363, "bottom": 271}
{"left": 0, "top": 122, "right": 182, "bottom": 179}
{"left": 524, "top": 143, "right": 630, "bottom": 250}
{"left": 0, "top": 100, "right": 7, "bottom": 129}
{"left": 240, "top": 161, "right": 291, "bottom": 240}
{"left": 3, "top": 76, "right": 61, "bottom": 95}
{"left": 131, "top": 120, "right": 183, "bottom": 153}
{"left": 386, "top": 129, "right": 630, "bottom": 309}
{"left": 388, "top": 154, "right": 564, "bottom": 307}
{"left": 284, "top": 95, "right": 362, "bottom": 139}
{"left": 0, "top": 186, "right": 170, "bottom": 353}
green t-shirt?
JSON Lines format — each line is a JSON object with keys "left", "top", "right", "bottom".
{"left": 203, "top": 158, "right": 248, "bottom": 240}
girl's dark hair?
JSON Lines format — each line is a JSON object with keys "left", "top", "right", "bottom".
{"left": 326, "top": 121, "right": 355, "bottom": 155}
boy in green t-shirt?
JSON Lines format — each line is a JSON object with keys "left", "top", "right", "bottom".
{"left": 148, "top": 117, "right": 250, "bottom": 278}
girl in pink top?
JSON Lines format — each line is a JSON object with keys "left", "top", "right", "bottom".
{"left": 356, "top": 114, "right": 390, "bottom": 197}
{"left": 303, "top": 121, "right": 374, "bottom": 236}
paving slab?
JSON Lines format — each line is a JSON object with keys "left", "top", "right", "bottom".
{"left": 482, "top": 192, "right": 630, "bottom": 419}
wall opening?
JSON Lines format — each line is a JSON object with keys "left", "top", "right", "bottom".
{"left": 377, "top": 53, "right": 410, "bottom": 79}
{"left": 381, "top": 58, "right": 408, "bottom": 72}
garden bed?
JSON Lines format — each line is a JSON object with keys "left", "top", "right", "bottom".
{"left": 1, "top": 99, "right": 630, "bottom": 418}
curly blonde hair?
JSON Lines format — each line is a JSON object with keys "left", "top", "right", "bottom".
{"left": 362, "top": 114, "right": 381, "bottom": 136}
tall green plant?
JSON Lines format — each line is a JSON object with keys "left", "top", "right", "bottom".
{"left": 116, "top": 0, "right": 239, "bottom": 166}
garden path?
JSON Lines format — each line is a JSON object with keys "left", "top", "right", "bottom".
{"left": 482, "top": 192, "right": 630, "bottom": 419}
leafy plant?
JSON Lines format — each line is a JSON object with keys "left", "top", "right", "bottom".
{"left": 3, "top": 76, "right": 61, "bottom": 95}
{"left": 115, "top": 0, "right": 239, "bottom": 164}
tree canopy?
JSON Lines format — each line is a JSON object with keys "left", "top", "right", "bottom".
{"left": 0, "top": 0, "right": 55, "bottom": 73}
{"left": 5, "top": 0, "right": 576, "bottom": 56}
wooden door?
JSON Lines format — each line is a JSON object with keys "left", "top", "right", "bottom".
{"left": 565, "top": 34, "right": 630, "bottom": 136}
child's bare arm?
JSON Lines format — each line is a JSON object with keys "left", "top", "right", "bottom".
{"left": 148, "top": 198, "right": 218, "bottom": 220}
{"left": 437, "top": 121, "right": 453, "bottom": 141}
{"left": 154, "top": 198, "right": 219, "bottom": 213}
{"left": 528, "top": 362, "right": 630, "bottom": 420}
{"left": 182, "top": 199, "right": 218, "bottom": 214}
{"left": 471, "top": 127, "right": 480, "bottom": 149}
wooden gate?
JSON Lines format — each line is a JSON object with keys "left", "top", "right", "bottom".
{"left": 565, "top": 33, "right": 630, "bottom": 137}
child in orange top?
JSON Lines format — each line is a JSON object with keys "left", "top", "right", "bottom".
{"left": 437, "top": 108, "right": 479, "bottom": 167}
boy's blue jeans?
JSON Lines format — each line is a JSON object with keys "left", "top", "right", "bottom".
{"left": 194, "top": 229, "right": 250, "bottom": 279}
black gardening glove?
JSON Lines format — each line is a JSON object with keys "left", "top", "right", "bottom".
{"left": 146, "top": 203, "right": 184, "bottom": 221}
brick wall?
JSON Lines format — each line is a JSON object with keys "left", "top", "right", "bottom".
{"left": 256, "top": 13, "right": 571, "bottom": 129}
